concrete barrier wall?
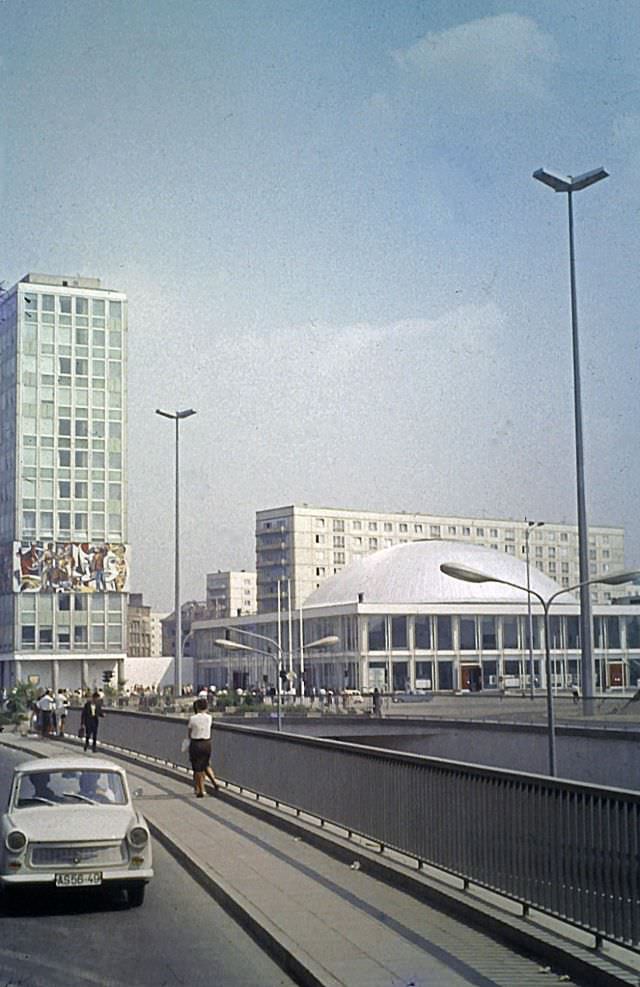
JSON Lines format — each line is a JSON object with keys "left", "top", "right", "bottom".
{"left": 341, "top": 722, "right": 640, "bottom": 791}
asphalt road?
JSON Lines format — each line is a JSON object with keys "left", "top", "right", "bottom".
{"left": 0, "top": 746, "right": 296, "bottom": 987}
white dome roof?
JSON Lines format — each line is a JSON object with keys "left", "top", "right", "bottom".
{"left": 304, "top": 539, "right": 573, "bottom": 607}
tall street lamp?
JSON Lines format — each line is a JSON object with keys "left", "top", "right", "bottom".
{"left": 156, "top": 408, "right": 197, "bottom": 699}
{"left": 524, "top": 519, "right": 544, "bottom": 699}
{"left": 532, "top": 166, "right": 609, "bottom": 714}
{"left": 440, "top": 562, "right": 638, "bottom": 777}
{"left": 215, "top": 631, "right": 339, "bottom": 731}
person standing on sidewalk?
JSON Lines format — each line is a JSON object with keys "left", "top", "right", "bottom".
{"left": 55, "top": 688, "right": 70, "bottom": 736}
{"left": 81, "top": 691, "right": 105, "bottom": 752}
{"left": 187, "top": 697, "right": 219, "bottom": 797}
{"left": 37, "top": 689, "right": 55, "bottom": 738}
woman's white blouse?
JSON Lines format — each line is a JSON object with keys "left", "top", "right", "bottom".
{"left": 188, "top": 712, "right": 212, "bottom": 740}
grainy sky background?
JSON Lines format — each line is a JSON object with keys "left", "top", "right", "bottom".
{"left": 2, "top": 1, "right": 638, "bottom": 611}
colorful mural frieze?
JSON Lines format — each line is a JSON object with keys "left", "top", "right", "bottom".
{"left": 12, "top": 541, "right": 129, "bottom": 593}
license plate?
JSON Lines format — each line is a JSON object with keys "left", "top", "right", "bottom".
{"left": 55, "top": 872, "right": 102, "bottom": 887}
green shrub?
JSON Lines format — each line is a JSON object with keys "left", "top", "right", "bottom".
{"left": 3, "top": 680, "right": 38, "bottom": 724}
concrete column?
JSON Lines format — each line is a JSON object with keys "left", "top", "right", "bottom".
{"left": 117, "top": 658, "right": 125, "bottom": 690}
{"left": 52, "top": 659, "right": 59, "bottom": 692}
{"left": 81, "top": 660, "right": 89, "bottom": 693}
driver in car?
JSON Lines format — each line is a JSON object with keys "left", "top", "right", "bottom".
{"left": 30, "top": 772, "right": 56, "bottom": 801}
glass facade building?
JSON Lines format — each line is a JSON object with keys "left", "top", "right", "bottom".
{"left": 0, "top": 274, "right": 128, "bottom": 692}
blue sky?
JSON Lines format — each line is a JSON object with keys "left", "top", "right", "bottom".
{"left": 2, "top": 1, "right": 639, "bottom": 609}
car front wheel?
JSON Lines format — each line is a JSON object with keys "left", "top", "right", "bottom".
{"left": 127, "top": 883, "right": 146, "bottom": 907}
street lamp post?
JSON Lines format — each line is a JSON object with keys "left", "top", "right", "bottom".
{"left": 215, "top": 631, "right": 339, "bottom": 731}
{"left": 532, "top": 167, "right": 608, "bottom": 713}
{"left": 525, "top": 520, "right": 544, "bottom": 699}
{"left": 155, "top": 408, "right": 197, "bottom": 700}
{"left": 440, "top": 562, "right": 639, "bottom": 776}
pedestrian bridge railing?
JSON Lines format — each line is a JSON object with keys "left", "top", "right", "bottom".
{"left": 66, "top": 707, "right": 640, "bottom": 952}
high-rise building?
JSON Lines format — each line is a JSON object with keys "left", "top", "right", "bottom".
{"left": 255, "top": 504, "right": 625, "bottom": 613}
{"left": 0, "top": 274, "right": 129, "bottom": 692}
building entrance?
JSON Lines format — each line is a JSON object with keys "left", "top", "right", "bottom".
{"left": 608, "top": 662, "right": 625, "bottom": 688}
{"left": 460, "top": 664, "right": 482, "bottom": 692}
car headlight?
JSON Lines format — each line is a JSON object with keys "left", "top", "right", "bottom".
{"left": 6, "top": 830, "right": 27, "bottom": 852}
{"left": 127, "top": 826, "right": 149, "bottom": 849}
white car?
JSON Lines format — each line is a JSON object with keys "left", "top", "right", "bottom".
{"left": 1, "top": 756, "right": 153, "bottom": 907}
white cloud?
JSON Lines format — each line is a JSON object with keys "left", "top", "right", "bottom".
{"left": 392, "top": 13, "right": 558, "bottom": 106}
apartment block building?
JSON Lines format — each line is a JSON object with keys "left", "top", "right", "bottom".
{"left": 150, "top": 611, "right": 165, "bottom": 657}
{"left": 0, "top": 274, "right": 128, "bottom": 691}
{"left": 206, "top": 569, "right": 257, "bottom": 619}
{"left": 127, "top": 593, "right": 152, "bottom": 657}
{"left": 255, "top": 504, "right": 625, "bottom": 613}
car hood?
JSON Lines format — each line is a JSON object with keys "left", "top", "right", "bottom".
{"left": 8, "top": 807, "right": 136, "bottom": 842}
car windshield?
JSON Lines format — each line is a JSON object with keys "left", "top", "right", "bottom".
{"left": 15, "top": 769, "right": 127, "bottom": 807}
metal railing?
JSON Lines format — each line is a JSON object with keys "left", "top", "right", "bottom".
{"left": 66, "top": 707, "right": 640, "bottom": 950}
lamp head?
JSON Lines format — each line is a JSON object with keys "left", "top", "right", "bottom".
{"left": 214, "top": 638, "right": 251, "bottom": 652}
{"left": 440, "top": 563, "right": 493, "bottom": 583}
{"left": 306, "top": 635, "right": 340, "bottom": 648}
{"left": 533, "top": 167, "right": 608, "bottom": 193}
{"left": 596, "top": 570, "right": 640, "bottom": 586}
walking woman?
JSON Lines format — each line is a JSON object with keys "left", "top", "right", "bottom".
{"left": 187, "top": 697, "right": 220, "bottom": 797}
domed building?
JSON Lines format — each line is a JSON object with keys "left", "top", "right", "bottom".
{"left": 193, "top": 540, "right": 640, "bottom": 695}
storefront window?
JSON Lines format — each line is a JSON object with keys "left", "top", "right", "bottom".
{"left": 459, "top": 617, "right": 476, "bottom": 650}
{"left": 503, "top": 617, "right": 518, "bottom": 650}
{"left": 482, "top": 660, "right": 497, "bottom": 689}
{"left": 367, "top": 661, "right": 387, "bottom": 690}
{"left": 566, "top": 617, "right": 580, "bottom": 649}
{"left": 437, "top": 661, "right": 453, "bottom": 690}
{"left": 414, "top": 616, "right": 431, "bottom": 650}
{"left": 436, "top": 616, "right": 452, "bottom": 651}
{"left": 367, "top": 617, "right": 386, "bottom": 651}
{"left": 481, "top": 616, "right": 496, "bottom": 650}
{"left": 606, "top": 617, "right": 621, "bottom": 649}
{"left": 391, "top": 616, "right": 407, "bottom": 649}
{"left": 415, "top": 660, "right": 432, "bottom": 689}
{"left": 626, "top": 616, "right": 640, "bottom": 649}
{"left": 392, "top": 662, "right": 409, "bottom": 691}
{"left": 549, "top": 616, "right": 562, "bottom": 649}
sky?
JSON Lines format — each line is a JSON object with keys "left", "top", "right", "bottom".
{"left": 2, "top": 1, "right": 639, "bottom": 611}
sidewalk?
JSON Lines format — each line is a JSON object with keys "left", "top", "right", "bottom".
{"left": 1, "top": 731, "right": 636, "bottom": 987}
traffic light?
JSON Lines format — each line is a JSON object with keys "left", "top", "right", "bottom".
{"left": 102, "top": 670, "right": 114, "bottom": 683}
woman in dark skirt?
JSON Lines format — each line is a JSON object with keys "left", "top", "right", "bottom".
{"left": 187, "top": 697, "right": 220, "bottom": 797}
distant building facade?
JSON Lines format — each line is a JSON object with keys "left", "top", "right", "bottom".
{"left": 161, "top": 600, "right": 208, "bottom": 657}
{"left": 256, "top": 505, "right": 626, "bottom": 613}
{"left": 206, "top": 569, "right": 256, "bottom": 619}
{"left": 127, "top": 593, "right": 151, "bottom": 657}
{"left": 149, "top": 611, "right": 165, "bottom": 657}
